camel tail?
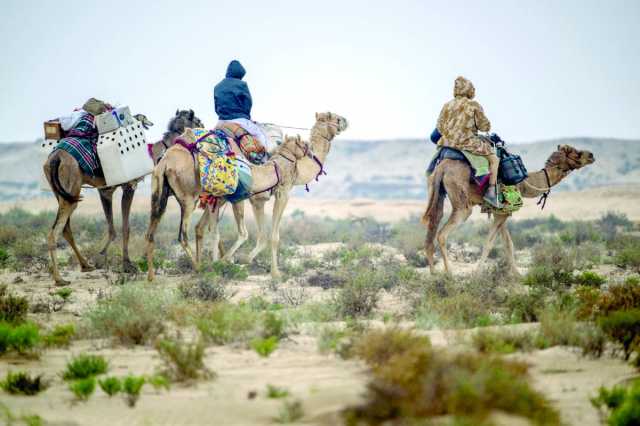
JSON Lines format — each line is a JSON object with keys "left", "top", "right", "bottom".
{"left": 48, "top": 154, "right": 80, "bottom": 203}
{"left": 150, "top": 160, "right": 171, "bottom": 224}
{"left": 422, "top": 168, "right": 445, "bottom": 227}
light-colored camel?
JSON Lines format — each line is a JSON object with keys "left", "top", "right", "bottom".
{"left": 43, "top": 110, "right": 201, "bottom": 286}
{"left": 195, "top": 112, "right": 348, "bottom": 278}
{"left": 144, "top": 132, "right": 315, "bottom": 282}
{"left": 422, "top": 144, "right": 596, "bottom": 275}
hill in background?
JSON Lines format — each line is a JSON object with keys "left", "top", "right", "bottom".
{"left": 0, "top": 137, "right": 638, "bottom": 201}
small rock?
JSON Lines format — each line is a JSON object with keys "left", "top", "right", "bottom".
{"left": 247, "top": 390, "right": 257, "bottom": 400}
{"left": 12, "top": 276, "right": 24, "bottom": 284}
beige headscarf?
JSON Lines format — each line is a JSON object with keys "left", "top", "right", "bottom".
{"left": 453, "top": 76, "right": 475, "bottom": 99}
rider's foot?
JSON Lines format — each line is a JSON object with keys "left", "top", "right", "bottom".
{"left": 483, "top": 185, "right": 502, "bottom": 209}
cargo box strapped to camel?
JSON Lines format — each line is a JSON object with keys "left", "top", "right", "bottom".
{"left": 97, "top": 120, "right": 153, "bottom": 186}
{"left": 95, "top": 106, "right": 135, "bottom": 134}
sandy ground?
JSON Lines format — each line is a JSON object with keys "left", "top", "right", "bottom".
{"left": 2, "top": 185, "right": 640, "bottom": 223}
{"left": 1, "top": 249, "right": 637, "bottom": 426}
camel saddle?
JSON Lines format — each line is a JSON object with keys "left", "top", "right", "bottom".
{"left": 215, "top": 122, "right": 267, "bottom": 165}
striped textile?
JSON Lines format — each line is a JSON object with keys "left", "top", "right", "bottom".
{"left": 53, "top": 113, "right": 102, "bottom": 177}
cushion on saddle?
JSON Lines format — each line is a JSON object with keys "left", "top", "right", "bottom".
{"left": 215, "top": 122, "right": 268, "bottom": 165}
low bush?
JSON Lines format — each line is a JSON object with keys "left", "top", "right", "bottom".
{"left": 505, "top": 287, "right": 549, "bottom": 323}
{"left": 55, "top": 287, "right": 73, "bottom": 302}
{"left": 574, "top": 270, "right": 606, "bottom": 287}
{"left": 0, "top": 371, "right": 48, "bottom": 396}
{"left": 122, "top": 375, "right": 146, "bottom": 407}
{"left": 0, "top": 248, "right": 10, "bottom": 268}
{"left": 334, "top": 269, "right": 381, "bottom": 318}
{"left": 598, "top": 309, "right": 640, "bottom": 360}
{"left": 616, "top": 243, "right": 640, "bottom": 272}
{"left": 266, "top": 384, "right": 289, "bottom": 399}
{"left": 155, "top": 334, "right": 212, "bottom": 382}
{"left": 274, "top": 399, "right": 304, "bottom": 424}
{"left": 196, "top": 303, "right": 260, "bottom": 345}
{"left": 0, "top": 285, "right": 29, "bottom": 324}
{"left": 69, "top": 377, "right": 96, "bottom": 402}
{"left": 43, "top": 323, "right": 75, "bottom": 348}
{"left": 62, "top": 354, "right": 109, "bottom": 381}
{"left": 591, "top": 380, "right": 640, "bottom": 426}
{"left": 523, "top": 242, "right": 575, "bottom": 290}
{"left": 179, "top": 274, "right": 229, "bottom": 302}
{"left": 471, "top": 329, "right": 538, "bottom": 354}
{"left": 98, "top": 376, "right": 121, "bottom": 397}
{"left": 344, "top": 328, "right": 560, "bottom": 425}
{"left": 199, "top": 261, "right": 248, "bottom": 280}
{"left": 251, "top": 336, "right": 279, "bottom": 357}
{"left": 0, "top": 322, "right": 40, "bottom": 356}
{"left": 576, "top": 278, "right": 640, "bottom": 320}
{"left": 146, "top": 374, "right": 170, "bottom": 392}
{"left": 84, "top": 283, "right": 179, "bottom": 345}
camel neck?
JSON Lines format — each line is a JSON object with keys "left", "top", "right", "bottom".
{"left": 293, "top": 123, "right": 334, "bottom": 185}
{"left": 517, "top": 166, "right": 568, "bottom": 198}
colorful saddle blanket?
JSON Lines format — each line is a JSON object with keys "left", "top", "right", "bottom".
{"left": 194, "top": 128, "right": 239, "bottom": 197}
{"left": 215, "top": 122, "right": 268, "bottom": 165}
{"left": 53, "top": 113, "right": 102, "bottom": 177}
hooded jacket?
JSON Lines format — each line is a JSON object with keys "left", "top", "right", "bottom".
{"left": 436, "top": 76, "right": 492, "bottom": 156}
{"left": 214, "top": 60, "right": 253, "bottom": 120}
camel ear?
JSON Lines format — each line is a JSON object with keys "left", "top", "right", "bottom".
{"left": 176, "top": 109, "right": 180, "bottom": 116}
{"left": 189, "top": 109, "right": 194, "bottom": 120}
{"left": 315, "top": 112, "right": 319, "bottom": 120}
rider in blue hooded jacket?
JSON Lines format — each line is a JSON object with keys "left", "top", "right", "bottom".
{"left": 213, "top": 60, "right": 272, "bottom": 152}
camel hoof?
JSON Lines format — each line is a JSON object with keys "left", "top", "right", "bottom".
{"left": 55, "top": 278, "right": 71, "bottom": 287}
{"left": 81, "top": 264, "right": 96, "bottom": 273}
{"left": 122, "top": 260, "right": 138, "bottom": 274}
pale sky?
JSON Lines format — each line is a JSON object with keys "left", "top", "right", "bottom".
{"left": 1, "top": 0, "right": 639, "bottom": 143}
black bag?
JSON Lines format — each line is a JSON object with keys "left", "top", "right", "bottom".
{"left": 498, "top": 148, "right": 528, "bottom": 185}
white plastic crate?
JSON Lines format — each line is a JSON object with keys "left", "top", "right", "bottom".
{"left": 95, "top": 106, "right": 135, "bottom": 134}
{"left": 97, "top": 121, "right": 153, "bottom": 187}
{"left": 38, "top": 139, "right": 61, "bottom": 191}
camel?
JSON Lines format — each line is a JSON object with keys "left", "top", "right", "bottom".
{"left": 193, "top": 112, "right": 349, "bottom": 278}
{"left": 44, "top": 109, "right": 202, "bottom": 286}
{"left": 144, "top": 131, "right": 315, "bottom": 282}
{"left": 422, "top": 144, "right": 596, "bottom": 275}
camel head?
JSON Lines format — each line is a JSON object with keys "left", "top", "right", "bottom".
{"left": 279, "top": 134, "right": 310, "bottom": 159}
{"left": 545, "top": 144, "right": 596, "bottom": 172}
{"left": 133, "top": 114, "right": 154, "bottom": 130}
{"left": 314, "top": 112, "right": 348, "bottom": 139}
{"left": 169, "top": 109, "right": 204, "bottom": 134}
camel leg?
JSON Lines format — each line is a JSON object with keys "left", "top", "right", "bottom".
{"left": 145, "top": 176, "right": 170, "bottom": 282}
{"left": 97, "top": 188, "right": 117, "bottom": 265}
{"left": 270, "top": 191, "right": 290, "bottom": 279}
{"left": 436, "top": 207, "right": 472, "bottom": 274}
{"left": 425, "top": 178, "right": 445, "bottom": 274}
{"left": 222, "top": 201, "right": 248, "bottom": 262}
{"left": 121, "top": 183, "right": 137, "bottom": 273}
{"left": 177, "top": 196, "right": 198, "bottom": 269}
{"left": 210, "top": 205, "right": 222, "bottom": 262}
{"left": 62, "top": 210, "right": 94, "bottom": 272}
{"left": 500, "top": 224, "right": 521, "bottom": 276}
{"left": 477, "top": 214, "right": 509, "bottom": 270}
{"left": 246, "top": 197, "right": 268, "bottom": 264}
{"left": 48, "top": 200, "right": 75, "bottom": 286}
{"left": 195, "top": 208, "right": 212, "bottom": 265}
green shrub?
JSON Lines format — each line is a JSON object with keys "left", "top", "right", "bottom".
{"left": 335, "top": 270, "right": 380, "bottom": 318}
{"left": 69, "top": 377, "right": 96, "bottom": 401}
{"left": 592, "top": 380, "right": 640, "bottom": 426}
{"left": 62, "top": 354, "right": 109, "bottom": 381}
{"left": 266, "top": 384, "right": 289, "bottom": 399}
{"left": 146, "top": 374, "right": 170, "bottom": 392}
{"left": 578, "top": 279, "right": 640, "bottom": 320}
{"left": 43, "top": 323, "right": 75, "bottom": 348}
{"left": 84, "top": 283, "right": 178, "bottom": 345}
{"left": 317, "top": 321, "right": 367, "bottom": 359}
{"left": 179, "top": 274, "right": 229, "bottom": 302}
{"left": 0, "top": 248, "right": 10, "bottom": 268}
{"left": 0, "top": 285, "right": 29, "bottom": 324}
{"left": 471, "top": 329, "right": 537, "bottom": 354}
{"left": 523, "top": 243, "right": 575, "bottom": 289}
{"left": 196, "top": 303, "right": 260, "bottom": 345}
{"left": 574, "top": 270, "right": 606, "bottom": 287}
{"left": 505, "top": 287, "right": 548, "bottom": 323}
{"left": 344, "top": 328, "right": 559, "bottom": 425}
{"left": 122, "top": 375, "right": 146, "bottom": 407}
{"left": 274, "top": 399, "right": 304, "bottom": 423}
{"left": 616, "top": 244, "right": 640, "bottom": 272}
{"left": 262, "top": 312, "right": 286, "bottom": 340}
{"left": 599, "top": 309, "right": 640, "bottom": 360}
{"left": 0, "top": 322, "right": 40, "bottom": 356}
{"left": 98, "top": 376, "right": 121, "bottom": 397}
{"left": 251, "top": 336, "right": 279, "bottom": 357}
{"left": 155, "top": 335, "right": 212, "bottom": 382}
{"left": 199, "top": 261, "right": 248, "bottom": 280}
{"left": 55, "top": 287, "right": 73, "bottom": 302}
{"left": 0, "top": 371, "right": 48, "bottom": 396}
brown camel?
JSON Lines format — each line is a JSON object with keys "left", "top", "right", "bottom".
{"left": 194, "top": 112, "right": 348, "bottom": 279}
{"left": 144, "top": 132, "right": 313, "bottom": 282}
{"left": 422, "top": 144, "right": 596, "bottom": 275}
{"left": 43, "top": 110, "right": 202, "bottom": 286}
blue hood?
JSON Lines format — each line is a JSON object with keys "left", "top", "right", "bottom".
{"left": 225, "top": 60, "right": 246, "bottom": 79}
